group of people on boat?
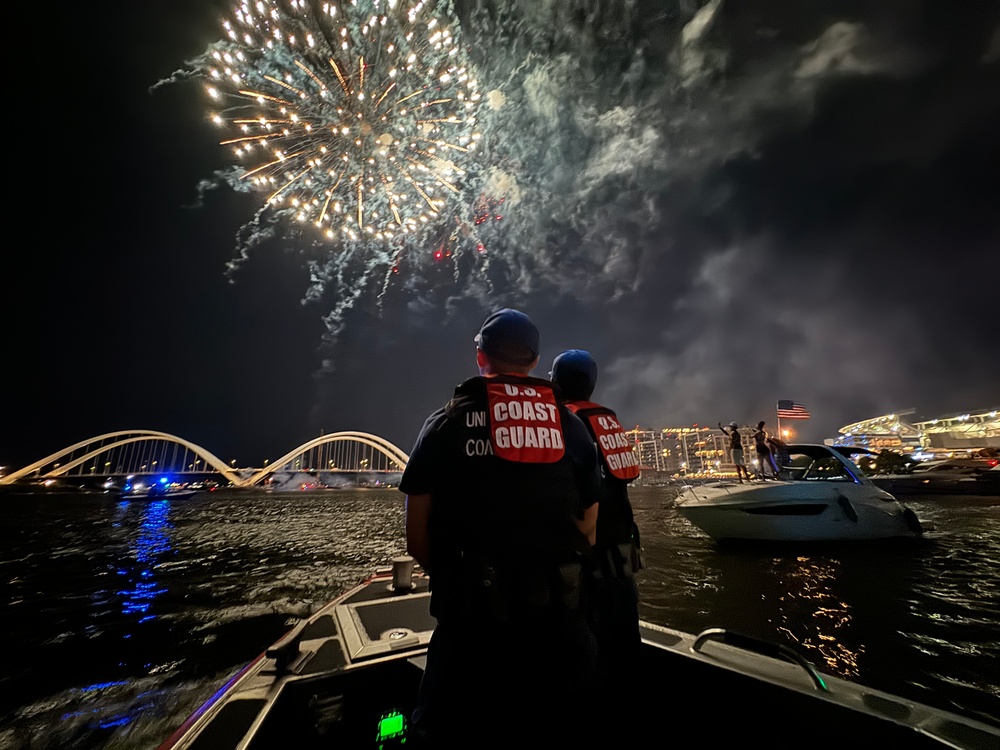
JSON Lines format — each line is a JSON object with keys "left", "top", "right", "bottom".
{"left": 400, "top": 308, "right": 642, "bottom": 748}
{"left": 718, "top": 419, "right": 788, "bottom": 482}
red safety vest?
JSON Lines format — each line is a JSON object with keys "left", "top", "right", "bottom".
{"left": 485, "top": 380, "right": 565, "bottom": 463}
{"left": 566, "top": 402, "right": 640, "bottom": 481}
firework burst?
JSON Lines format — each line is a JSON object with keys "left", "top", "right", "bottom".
{"left": 198, "top": 0, "right": 482, "bottom": 247}
{"left": 159, "top": 0, "right": 668, "bottom": 339}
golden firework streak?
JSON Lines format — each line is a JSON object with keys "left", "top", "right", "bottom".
{"left": 267, "top": 167, "right": 311, "bottom": 204}
{"left": 413, "top": 148, "right": 467, "bottom": 176}
{"left": 415, "top": 136, "right": 471, "bottom": 153}
{"left": 237, "top": 90, "right": 295, "bottom": 107}
{"left": 263, "top": 75, "right": 305, "bottom": 97}
{"left": 241, "top": 151, "right": 305, "bottom": 179}
{"left": 319, "top": 173, "right": 345, "bottom": 224}
{"left": 294, "top": 60, "right": 329, "bottom": 93}
{"left": 328, "top": 59, "right": 351, "bottom": 96}
{"left": 393, "top": 89, "right": 424, "bottom": 108}
{"left": 375, "top": 81, "right": 397, "bottom": 109}
{"left": 220, "top": 134, "right": 274, "bottom": 145}
{"left": 230, "top": 119, "right": 293, "bottom": 125}
{"left": 357, "top": 172, "right": 364, "bottom": 228}
{"left": 397, "top": 159, "right": 442, "bottom": 211}
{"left": 380, "top": 173, "right": 403, "bottom": 226}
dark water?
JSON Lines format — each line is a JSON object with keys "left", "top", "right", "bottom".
{"left": 1, "top": 486, "right": 998, "bottom": 748}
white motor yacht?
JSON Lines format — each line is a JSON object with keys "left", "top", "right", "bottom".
{"left": 675, "top": 444, "right": 925, "bottom": 543}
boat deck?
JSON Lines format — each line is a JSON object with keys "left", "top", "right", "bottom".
{"left": 160, "top": 562, "right": 1000, "bottom": 750}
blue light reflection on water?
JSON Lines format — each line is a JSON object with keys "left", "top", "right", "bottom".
{"left": 97, "top": 716, "right": 132, "bottom": 729}
{"left": 114, "top": 499, "right": 172, "bottom": 625}
{"left": 79, "top": 681, "right": 130, "bottom": 692}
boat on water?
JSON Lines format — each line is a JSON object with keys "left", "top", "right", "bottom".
{"left": 0, "top": 481, "right": 199, "bottom": 501}
{"left": 119, "top": 477, "right": 199, "bottom": 501}
{"left": 829, "top": 447, "right": 999, "bottom": 499}
{"left": 120, "top": 487, "right": 198, "bottom": 501}
{"left": 674, "top": 443, "right": 925, "bottom": 543}
{"left": 156, "top": 557, "right": 998, "bottom": 750}
{"left": 868, "top": 460, "right": 999, "bottom": 498}
{"left": 963, "top": 464, "right": 1000, "bottom": 496}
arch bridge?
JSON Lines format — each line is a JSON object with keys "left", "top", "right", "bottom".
{"left": 0, "top": 430, "right": 409, "bottom": 489}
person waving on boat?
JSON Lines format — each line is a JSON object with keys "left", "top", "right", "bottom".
{"left": 401, "top": 308, "right": 603, "bottom": 749}
{"left": 550, "top": 348, "right": 643, "bottom": 743}
{"left": 752, "top": 421, "right": 782, "bottom": 480}
{"left": 719, "top": 421, "right": 751, "bottom": 482}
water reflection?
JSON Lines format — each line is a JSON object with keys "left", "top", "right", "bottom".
{"left": 702, "top": 542, "right": 929, "bottom": 688}
{"left": 686, "top": 547, "right": 866, "bottom": 680}
{"left": 113, "top": 499, "right": 173, "bottom": 626}
{"left": 3, "top": 487, "right": 996, "bottom": 749}
{"left": 632, "top": 487, "right": 929, "bottom": 686}
{"left": 769, "top": 556, "right": 859, "bottom": 678}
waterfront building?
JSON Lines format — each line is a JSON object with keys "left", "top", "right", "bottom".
{"left": 834, "top": 411, "right": 924, "bottom": 453}
{"left": 832, "top": 408, "right": 999, "bottom": 458}
{"left": 626, "top": 426, "right": 732, "bottom": 481}
{"left": 914, "top": 410, "right": 1000, "bottom": 454}
{"left": 629, "top": 407, "right": 999, "bottom": 482}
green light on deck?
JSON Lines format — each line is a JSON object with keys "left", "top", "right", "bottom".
{"left": 377, "top": 709, "right": 407, "bottom": 746}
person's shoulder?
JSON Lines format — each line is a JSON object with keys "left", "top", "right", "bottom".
{"left": 454, "top": 374, "right": 486, "bottom": 391}
{"left": 560, "top": 404, "right": 589, "bottom": 429}
{"left": 413, "top": 404, "right": 453, "bottom": 438}
{"left": 561, "top": 409, "right": 599, "bottom": 460}
{"left": 423, "top": 405, "right": 449, "bottom": 423}
{"left": 410, "top": 409, "right": 446, "bottom": 458}
{"left": 569, "top": 399, "right": 614, "bottom": 415}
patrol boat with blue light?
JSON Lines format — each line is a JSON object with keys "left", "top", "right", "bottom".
{"left": 156, "top": 557, "right": 997, "bottom": 750}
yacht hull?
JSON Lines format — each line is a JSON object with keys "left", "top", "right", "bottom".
{"left": 676, "top": 481, "right": 922, "bottom": 542}
{"left": 675, "top": 444, "right": 924, "bottom": 543}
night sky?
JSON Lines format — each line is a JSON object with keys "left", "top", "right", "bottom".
{"left": 4, "top": 0, "right": 998, "bottom": 471}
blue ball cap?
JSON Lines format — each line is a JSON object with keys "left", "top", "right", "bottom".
{"left": 474, "top": 308, "right": 540, "bottom": 365}
{"left": 549, "top": 349, "right": 598, "bottom": 400}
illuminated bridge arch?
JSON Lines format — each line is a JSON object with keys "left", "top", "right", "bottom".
{"left": 245, "top": 432, "right": 410, "bottom": 487}
{"left": 0, "top": 430, "right": 242, "bottom": 486}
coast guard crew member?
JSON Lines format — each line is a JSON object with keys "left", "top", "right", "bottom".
{"left": 401, "top": 308, "right": 603, "bottom": 748}
{"left": 549, "top": 349, "right": 643, "bottom": 741}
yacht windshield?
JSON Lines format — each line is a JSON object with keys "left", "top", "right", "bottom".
{"left": 785, "top": 447, "right": 862, "bottom": 483}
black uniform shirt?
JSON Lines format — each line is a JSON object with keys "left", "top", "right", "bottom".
{"left": 400, "top": 376, "right": 601, "bottom": 515}
{"left": 400, "top": 375, "right": 602, "bottom": 606}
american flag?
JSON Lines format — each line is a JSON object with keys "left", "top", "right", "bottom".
{"left": 777, "top": 400, "right": 811, "bottom": 419}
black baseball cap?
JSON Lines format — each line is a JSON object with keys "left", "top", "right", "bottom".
{"left": 549, "top": 349, "right": 598, "bottom": 400}
{"left": 474, "top": 308, "right": 539, "bottom": 365}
